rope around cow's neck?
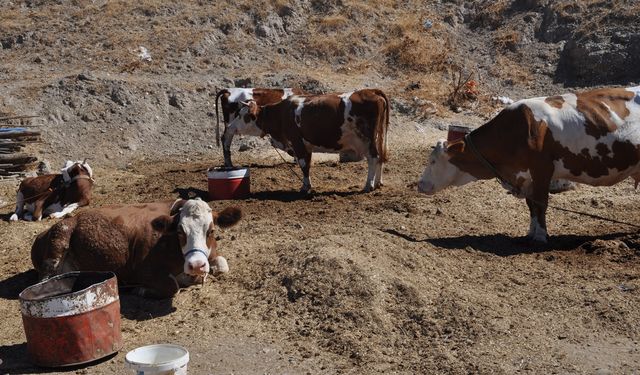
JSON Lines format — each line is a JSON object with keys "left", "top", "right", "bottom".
{"left": 463, "top": 133, "right": 640, "bottom": 229}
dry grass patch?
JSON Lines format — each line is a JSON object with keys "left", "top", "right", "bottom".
{"left": 489, "top": 55, "right": 532, "bottom": 86}
{"left": 493, "top": 30, "right": 521, "bottom": 52}
{"left": 384, "top": 15, "right": 450, "bottom": 74}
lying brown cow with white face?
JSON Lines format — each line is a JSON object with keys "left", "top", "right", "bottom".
{"left": 228, "top": 89, "right": 390, "bottom": 192}
{"left": 216, "top": 87, "right": 306, "bottom": 168}
{"left": 10, "top": 160, "right": 94, "bottom": 221}
{"left": 31, "top": 198, "right": 241, "bottom": 298}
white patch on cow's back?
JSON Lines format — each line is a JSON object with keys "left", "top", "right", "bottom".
{"left": 282, "top": 88, "right": 293, "bottom": 99}
{"left": 537, "top": 87, "right": 640, "bottom": 186}
{"left": 227, "top": 88, "right": 254, "bottom": 103}
{"left": 292, "top": 96, "right": 305, "bottom": 127}
{"left": 336, "top": 92, "right": 368, "bottom": 156}
{"left": 340, "top": 92, "right": 354, "bottom": 119}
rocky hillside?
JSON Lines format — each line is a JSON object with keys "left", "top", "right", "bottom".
{"left": 0, "top": 0, "right": 638, "bottom": 165}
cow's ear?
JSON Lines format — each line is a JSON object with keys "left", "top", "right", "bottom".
{"left": 214, "top": 207, "right": 242, "bottom": 228}
{"left": 152, "top": 214, "right": 178, "bottom": 233}
{"left": 169, "top": 199, "right": 187, "bottom": 216}
{"left": 446, "top": 140, "right": 465, "bottom": 153}
{"left": 248, "top": 101, "right": 259, "bottom": 119}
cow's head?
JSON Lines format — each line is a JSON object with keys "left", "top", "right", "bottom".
{"left": 417, "top": 139, "right": 476, "bottom": 195}
{"left": 227, "top": 100, "right": 264, "bottom": 136}
{"left": 151, "top": 198, "right": 242, "bottom": 276}
{"left": 61, "top": 160, "right": 94, "bottom": 183}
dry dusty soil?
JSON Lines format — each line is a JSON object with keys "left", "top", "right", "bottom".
{"left": 1, "top": 124, "right": 640, "bottom": 374}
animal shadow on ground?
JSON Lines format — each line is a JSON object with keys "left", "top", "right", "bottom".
{"left": 251, "top": 189, "right": 361, "bottom": 202}
{"left": 426, "top": 232, "right": 633, "bottom": 256}
{"left": 382, "top": 229, "right": 634, "bottom": 256}
{"left": 173, "top": 187, "right": 209, "bottom": 201}
{"left": 0, "top": 343, "right": 117, "bottom": 374}
{"left": 118, "top": 291, "right": 176, "bottom": 321}
{"left": 0, "top": 270, "right": 39, "bottom": 300}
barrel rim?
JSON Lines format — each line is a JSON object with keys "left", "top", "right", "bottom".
{"left": 19, "top": 271, "right": 119, "bottom": 318}
{"left": 19, "top": 271, "right": 117, "bottom": 302}
{"left": 207, "top": 167, "right": 249, "bottom": 179}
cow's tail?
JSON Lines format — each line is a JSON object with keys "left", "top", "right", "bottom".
{"left": 375, "top": 89, "right": 390, "bottom": 163}
{"left": 215, "top": 88, "right": 229, "bottom": 147}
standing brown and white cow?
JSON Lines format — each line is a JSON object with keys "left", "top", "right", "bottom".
{"left": 228, "top": 89, "right": 390, "bottom": 192}
{"left": 215, "top": 88, "right": 305, "bottom": 167}
{"left": 10, "top": 160, "right": 94, "bottom": 221}
{"left": 418, "top": 86, "right": 640, "bottom": 242}
{"left": 31, "top": 198, "right": 242, "bottom": 298}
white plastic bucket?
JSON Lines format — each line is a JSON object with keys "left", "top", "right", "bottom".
{"left": 125, "top": 344, "right": 189, "bottom": 375}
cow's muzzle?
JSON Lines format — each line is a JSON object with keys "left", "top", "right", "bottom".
{"left": 184, "top": 248, "right": 210, "bottom": 276}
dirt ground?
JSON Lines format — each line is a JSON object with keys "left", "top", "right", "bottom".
{"left": 1, "top": 124, "right": 639, "bottom": 374}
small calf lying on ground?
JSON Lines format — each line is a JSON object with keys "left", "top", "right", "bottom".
{"left": 10, "top": 160, "right": 94, "bottom": 221}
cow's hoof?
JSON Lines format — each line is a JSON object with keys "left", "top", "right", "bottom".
{"left": 362, "top": 185, "right": 374, "bottom": 193}
{"left": 9, "top": 213, "right": 18, "bottom": 221}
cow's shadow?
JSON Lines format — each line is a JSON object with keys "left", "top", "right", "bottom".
{"left": 423, "top": 231, "right": 633, "bottom": 256}
{"left": 0, "top": 342, "right": 117, "bottom": 374}
{"left": 251, "top": 189, "right": 361, "bottom": 202}
{"left": 118, "top": 291, "right": 176, "bottom": 321}
{"left": 0, "top": 270, "right": 39, "bottom": 300}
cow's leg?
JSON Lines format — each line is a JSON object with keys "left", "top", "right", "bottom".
{"left": 222, "top": 125, "right": 235, "bottom": 168}
{"left": 374, "top": 160, "right": 384, "bottom": 189}
{"left": 32, "top": 200, "right": 45, "bottom": 221}
{"left": 9, "top": 191, "right": 24, "bottom": 221}
{"left": 49, "top": 202, "right": 79, "bottom": 219}
{"left": 363, "top": 156, "right": 378, "bottom": 192}
{"left": 290, "top": 138, "right": 312, "bottom": 193}
{"left": 296, "top": 154, "right": 312, "bottom": 193}
{"left": 525, "top": 169, "right": 552, "bottom": 243}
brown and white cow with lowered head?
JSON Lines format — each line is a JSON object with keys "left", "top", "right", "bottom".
{"left": 229, "top": 89, "right": 390, "bottom": 192}
{"left": 10, "top": 160, "right": 94, "bottom": 221}
{"left": 418, "top": 86, "right": 640, "bottom": 243}
{"left": 31, "top": 198, "right": 242, "bottom": 298}
{"left": 216, "top": 87, "right": 305, "bottom": 168}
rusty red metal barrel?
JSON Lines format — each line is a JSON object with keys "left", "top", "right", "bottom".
{"left": 19, "top": 271, "right": 122, "bottom": 367}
